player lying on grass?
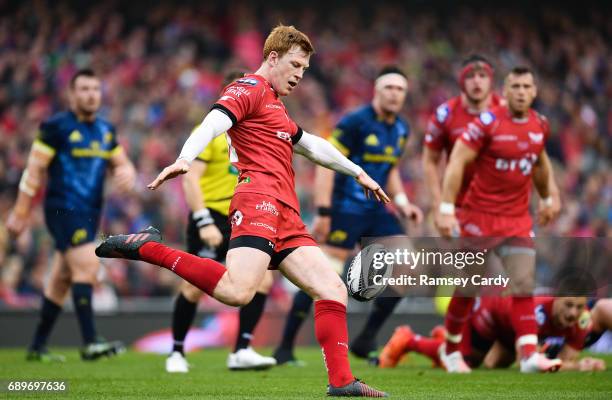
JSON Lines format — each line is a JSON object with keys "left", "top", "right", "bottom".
{"left": 378, "top": 294, "right": 610, "bottom": 372}
{"left": 96, "top": 24, "right": 389, "bottom": 397}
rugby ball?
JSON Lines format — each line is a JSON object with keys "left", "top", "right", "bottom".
{"left": 346, "top": 243, "right": 393, "bottom": 302}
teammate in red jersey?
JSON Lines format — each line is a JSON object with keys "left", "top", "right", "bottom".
{"left": 436, "top": 66, "right": 562, "bottom": 373}
{"left": 378, "top": 295, "right": 607, "bottom": 372}
{"left": 95, "top": 25, "right": 389, "bottom": 397}
{"left": 422, "top": 54, "right": 502, "bottom": 219}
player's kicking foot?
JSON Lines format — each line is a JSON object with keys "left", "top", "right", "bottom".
{"left": 438, "top": 344, "right": 471, "bottom": 373}
{"left": 350, "top": 334, "right": 377, "bottom": 359}
{"left": 81, "top": 340, "right": 126, "bottom": 361}
{"left": 327, "top": 379, "right": 388, "bottom": 397}
{"left": 227, "top": 347, "right": 277, "bottom": 370}
{"left": 520, "top": 352, "right": 562, "bottom": 373}
{"left": 273, "top": 347, "right": 306, "bottom": 366}
{"left": 166, "top": 351, "right": 189, "bottom": 373}
{"left": 378, "top": 325, "right": 413, "bottom": 368}
{"left": 26, "top": 348, "right": 66, "bottom": 363}
{"left": 95, "top": 226, "right": 162, "bottom": 260}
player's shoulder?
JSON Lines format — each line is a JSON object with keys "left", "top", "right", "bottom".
{"left": 42, "top": 111, "right": 73, "bottom": 129}
{"left": 224, "top": 74, "right": 264, "bottom": 91}
{"left": 95, "top": 116, "right": 116, "bottom": 132}
{"left": 530, "top": 109, "right": 549, "bottom": 129}
{"left": 339, "top": 104, "right": 371, "bottom": 127}
{"left": 476, "top": 105, "right": 503, "bottom": 127}
{"left": 433, "top": 97, "right": 460, "bottom": 124}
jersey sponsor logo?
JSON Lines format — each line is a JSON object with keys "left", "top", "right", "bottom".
{"left": 463, "top": 223, "right": 482, "bottom": 236}
{"left": 71, "top": 228, "right": 88, "bottom": 245}
{"left": 365, "top": 134, "right": 379, "bottom": 146}
{"left": 255, "top": 200, "right": 279, "bottom": 216}
{"left": 276, "top": 131, "right": 291, "bottom": 141}
{"left": 225, "top": 86, "right": 251, "bottom": 98}
{"left": 436, "top": 104, "right": 450, "bottom": 123}
{"left": 328, "top": 230, "right": 348, "bottom": 243}
{"left": 236, "top": 78, "right": 258, "bottom": 86}
{"left": 494, "top": 153, "right": 538, "bottom": 175}
{"left": 69, "top": 130, "right": 83, "bottom": 143}
{"left": 464, "top": 122, "right": 484, "bottom": 141}
{"left": 579, "top": 310, "right": 591, "bottom": 330}
{"left": 231, "top": 210, "right": 243, "bottom": 226}
{"left": 493, "top": 134, "right": 518, "bottom": 142}
{"left": 104, "top": 132, "right": 113, "bottom": 144}
{"left": 249, "top": 221, "right": 277, "bottom": 233}
{"left": 479, "top": 111, "right": 495, "bottom": 125}
{"left": 528, "top": 132, "right": 544, "bottom": 144}
{"left": 265, "top": 104, "right": 282, "bottom": 110}
{"left": 535, "top": 304, "right": 547, "bottom": 326}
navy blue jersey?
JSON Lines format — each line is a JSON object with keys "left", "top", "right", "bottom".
{"left": 329, "top": 105, "right": 409, "bottom": 213}
{"left": 35, "top": 111, "right": 120, "bottom": 213}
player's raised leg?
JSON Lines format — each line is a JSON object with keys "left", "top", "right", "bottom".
{"left": 279, "top": 246, "right": 387, "bottom": 397}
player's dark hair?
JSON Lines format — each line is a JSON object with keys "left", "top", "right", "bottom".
{"left": 461, "top": 54, "right": 493, "bottom": 68}
{"left": 552, "top": 268, "right": 597, "bottom": 297}
{"left": 509, "top": 66, "right": 533, "bottom": 77}
{"left": 70, "top": 68, "right": 97, "bottom": 88}
{"left": 377, "top": 66, "right": 407, "bottom": 79}
{"left": 222, "top": 71, "right": 246, "bottom": 88}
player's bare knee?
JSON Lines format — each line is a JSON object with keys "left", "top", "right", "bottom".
{"left": 226, "top": 290, "right": 256, "bottom": 307}
{"left": 312, "top": 275, "right": 347, "bottom": 305}
{"left": 256, "top": 271, "right": 274, "bottom": 294}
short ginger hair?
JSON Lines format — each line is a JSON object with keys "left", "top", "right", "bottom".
{"left": 262, "top": 24, "right": 315, "bottom": 60}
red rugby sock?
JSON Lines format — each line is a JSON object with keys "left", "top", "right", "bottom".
{"left": 139, "top": 242, "right": 226, "bottom": 296}
{"left": 444, "top": 296, "right": 474, "bottom": 353}
{"left": 511, "top": 296, "right": 537, "bottom": 359}
{"left": 314, "top": 300, "right": 354, "bottom": 387}
{"left": 407, "top": 335, "right": 443, "bottom": 364}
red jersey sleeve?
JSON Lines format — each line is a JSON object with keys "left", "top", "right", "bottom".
{"left": 212, "top": 77, "right": 265, "bottom": 124}
{"left": 459, "top": 111, "right": 495, "bottom": 153}
{"left": 424, "top": 103, "right": 450, "bottom": 151}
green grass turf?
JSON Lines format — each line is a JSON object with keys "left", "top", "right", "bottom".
{"left": 0, "top": 348, "right": 611, "bottom": 399}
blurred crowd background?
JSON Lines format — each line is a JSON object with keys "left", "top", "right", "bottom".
{"left": 0, "top": 0, "right": 610, "bottom": 308}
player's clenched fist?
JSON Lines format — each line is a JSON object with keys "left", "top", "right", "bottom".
{"left": 148, "top": 158, "right": 190, "bottom": 190}
{"left": 436, "top": 213, "right": 460, "bottom": 238}
{"left": 355, "top": 171, "right": 390, "bottom": 203}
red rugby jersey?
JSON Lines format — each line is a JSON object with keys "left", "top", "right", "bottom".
{"left": 212, "top": 74, "right": 303, "bottom": 212}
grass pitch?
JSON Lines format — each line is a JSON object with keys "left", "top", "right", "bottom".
{"left": 0, "top": 348, "right": 611, "bottom": 399}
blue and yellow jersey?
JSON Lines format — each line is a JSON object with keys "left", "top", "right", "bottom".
{"left": 196, "top": 134, "right": 238, "bottom": 216}
{"left": 329, "top": 104, "right": 409, "bottom": 213}
{"left": 34, "top": 111, "right": 121, "bottom": 213}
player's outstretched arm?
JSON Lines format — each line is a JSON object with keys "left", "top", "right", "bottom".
{"left": 6, "top": 143, "right": 54, "bottom": 236}
{"left": 148, "top": 110, "right": 233, "bottom": 190}
{"left": 294, "top": 131, "right": 389, "bottom": 202}
{"left": 438, "top": 140, "right": 477, "bottom": 237}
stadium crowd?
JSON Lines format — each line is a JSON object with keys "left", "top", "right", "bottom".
{"left": 0, "top": 0, "right": 610, "bottom": 304}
